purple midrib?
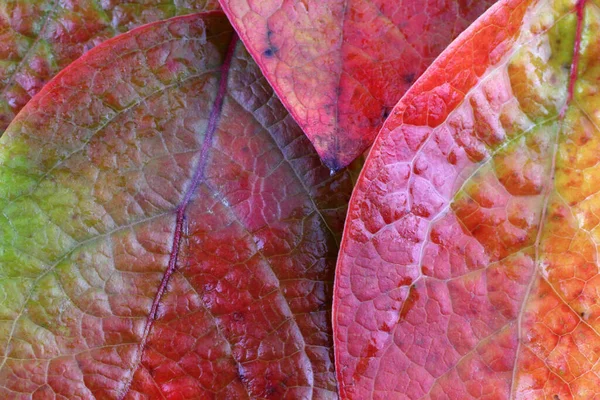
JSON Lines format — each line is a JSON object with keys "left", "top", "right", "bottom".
{"left": 117, "top": 32, "right": 239, "bottom": 399}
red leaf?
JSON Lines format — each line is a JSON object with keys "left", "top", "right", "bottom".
{"left": 0, "top": 0, "right": 221, "bottom": 135}
{"left": 218, "top": 0, "right": 497, "bottom": 170}
{"left": 334, "top": 0, "right": 600, "bottom": 398}
{"left": 0, "top": 12, "right": 357, "bottom": 398}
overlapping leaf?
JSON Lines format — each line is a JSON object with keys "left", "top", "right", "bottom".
{"left": 0, "top": 12, "right": 357, "bottom": 398}
{"left": 219, "top": 0, "right": 497, "bottom": 170}
{"left": 0, "top": 0, "right": 221, "bottom": 134}
{"left": 334, "top": 0, "right": 600, "bottom": 398}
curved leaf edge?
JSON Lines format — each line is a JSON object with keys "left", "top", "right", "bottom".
{"left": 332, "top": 0, "right": 533, "bottom": 397}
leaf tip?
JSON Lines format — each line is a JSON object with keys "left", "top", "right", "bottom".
{"left": 321, "top": 154, "right": 344, "bottom": 175}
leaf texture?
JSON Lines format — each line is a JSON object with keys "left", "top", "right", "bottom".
{"left": 333, "top": 0, "right": 600, "bottom": 398}
{"left": 218, "top": 0, "right": 497, "bottom": 170}
{"left": 0, "top": 12, "right": 356, "bottom": 399}
{"left": 0, "top": 0, "right": 221, "bottom": 135}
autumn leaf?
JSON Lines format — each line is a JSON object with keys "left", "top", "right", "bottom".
{"left": 0, "top": 12, "right": 357, "bottom": 398}
{"left": 0, "top": 0, "right": 221, "bottom": 135}
{"left": 333, "top": 0, "right": 600, "bottom": 398}
{"left": 218, "top": 0, "right": 497, "bottom": 170}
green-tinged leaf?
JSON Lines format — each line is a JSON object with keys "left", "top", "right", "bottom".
{"left": 0, "top": 12, "right": 356, "bottom": 399}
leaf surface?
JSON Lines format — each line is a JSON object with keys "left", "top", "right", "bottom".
{"left": 0, "top": 12, "right": 356, "bottom": 399}
{"left": 218, "top": 0, "right": 497, "bottom": 170}
{"left": 0, "top": 0, "right": 221, "bottom": 135}
{"left": 333, "top": 0, "right": 600, "bottom": 398}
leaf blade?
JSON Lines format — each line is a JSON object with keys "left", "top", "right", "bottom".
{"left": 0, "top": 0, "right": 222, "bottom": 135}
{"left": 333, "top": 0, "right": 600, "bottom": 398}
{"left": 0, "top": 12, "right": 355, "bottom": 398}
{"left": 219, "top": 0, "right": 497, "bottom": 169}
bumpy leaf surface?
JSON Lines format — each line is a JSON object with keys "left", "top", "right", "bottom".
{"left": 218, "top": 0, "right": 497, "bottom": 170}
{"left": 0, "top": 0, "right": 221, "bottom": 135}
{"left": 334, "top": 0, "right": 600, "bottom": 398}
{"left": 0, "top": 12, "right": 356, "bottom": 399}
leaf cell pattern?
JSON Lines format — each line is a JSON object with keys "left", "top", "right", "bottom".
{"left": 334, "top": 0, "right": 600, "bottom": 398}
{"left": 0, "top": 0, "right": 221, "bottom": 135}
{"left": 219, "top": 0, "right": 497, "bottom": 170}
{"left": 0, "top": 12, "right": 355, "bottom": 399}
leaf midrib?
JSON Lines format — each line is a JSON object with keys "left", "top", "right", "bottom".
{"left": 509, "top": 1, "right": 588, "bottom": 398}
{"left": 0, "top": 58, "right": 226, "bottom": 382}
{"left": 115, "top": 32, "right": 241, "bottom": 400}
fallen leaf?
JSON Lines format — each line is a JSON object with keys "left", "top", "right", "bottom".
{"left": 219, "top": 0, "right": 497, "bottom": 170}
{"left": 0, "top": 0, "right": 221, "bottom": 135}
{"left": 0, "top": 12, "right": 355, "bottom": 398}
{"left": 334, "top": 0, "right": 600, "bottom": 398}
